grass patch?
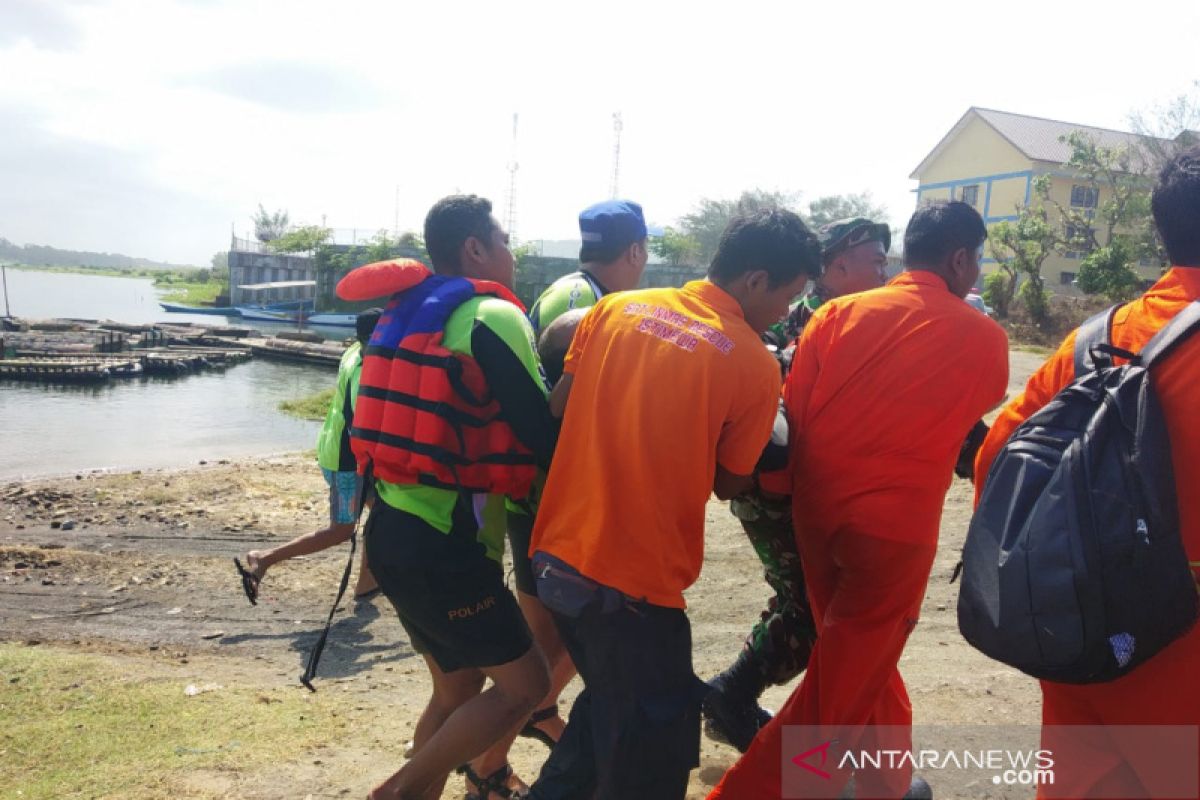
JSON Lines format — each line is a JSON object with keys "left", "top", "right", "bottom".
{"left": 0, "top": 643, "right": 346, "bottom": 799}
{"left": 1013, "top": 343, "right": 1056, "bottom": 356}
{"left": 156, "top": 282, "right": 225, "bottom": 306}
{"left": 279, "top": 388, "right": 334, "bottom": 421}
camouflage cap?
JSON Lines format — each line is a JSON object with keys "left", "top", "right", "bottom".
{"left": 818, "top": 217, "right": 891, "bottom": 263}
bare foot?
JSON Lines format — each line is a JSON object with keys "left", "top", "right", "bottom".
{"left": 243, "top": 551, "right": 266, "bottom": 580}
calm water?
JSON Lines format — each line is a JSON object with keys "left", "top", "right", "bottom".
{"left": 0, "top": 269, "right": 339, "bottom": 480}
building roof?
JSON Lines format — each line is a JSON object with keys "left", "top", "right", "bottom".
{"left": 910, "top": 107, "right": 1170, "bottom": 179}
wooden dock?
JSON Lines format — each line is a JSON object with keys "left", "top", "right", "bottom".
{"left": 0, "top": 317, "right": 344, "bottom": 383}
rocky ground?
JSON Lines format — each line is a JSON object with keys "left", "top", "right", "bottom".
{"left": 0, "top": 351, "right": 1048, "bottom": 799}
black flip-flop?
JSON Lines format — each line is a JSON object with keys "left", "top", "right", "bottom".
{"left": 233, "top": 557, "right": 259, "bottom": 606}
{"left": 518, "top": 705, "right": 560, "bottom": 749}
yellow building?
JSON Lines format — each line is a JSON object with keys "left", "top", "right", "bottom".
{"left": 910, "top": 107, "right": 1174, "bottom": 292}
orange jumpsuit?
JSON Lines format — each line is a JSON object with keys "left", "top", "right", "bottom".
{"left": 710, "top": 271, "right": 1009, "bottom": 799}
{"left": 973, "top": 267, "right": 1200, "bottom": 799}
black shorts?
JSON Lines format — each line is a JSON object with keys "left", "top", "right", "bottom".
{"left": 507, "top": 509, "right": 537, "bottom": 595}
{"left": 365, "top": 496, "right": 533, "bottom": 673}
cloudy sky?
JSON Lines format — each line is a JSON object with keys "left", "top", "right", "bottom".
{"left": 3, "top": 0, "right": 1198, "bottom": 265}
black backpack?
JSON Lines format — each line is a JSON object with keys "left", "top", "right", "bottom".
{"left": 958, "top": 301, "right": 1200, "bottom": 684}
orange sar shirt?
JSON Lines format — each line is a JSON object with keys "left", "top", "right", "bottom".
{"left": 786, "top": 270, "right": 1009, "bottom": 544}
{"left": 530, "top": 280, "right": 781, "bottom": 608}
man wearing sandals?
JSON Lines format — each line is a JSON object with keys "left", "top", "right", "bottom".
{"left": 362, "top": 196, "right": 558, "bottom": 800}
{"left": 527, "top": 209, "right": 822, "bottom": 799}
{"left": 233, "top": 309, "right": 382, "bottom": 606}
{"left": 508, "top": 199, "right": 655, "bottom": 751}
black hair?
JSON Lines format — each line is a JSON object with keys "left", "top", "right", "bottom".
{"left": 903, "top": 201, "right": 987, "bottom": 267}
{"left": 356, "top": 307, "right": 382, "bottom": 346}
{"left": 423, "top": 195, "right": 497, "bottom": 272}
{"left": 579, "top": 240, "right": 635, "bottom": 266}
{"left": 1152, "top": 145, "right": 1200, "bottom": 266}
{"left": 707, "top": 209, "right": 822, "bottom": 288}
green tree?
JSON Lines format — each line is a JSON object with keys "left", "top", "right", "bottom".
{"left": 268, "top": 225, "right": 331, "bottom": 255}
{"left": 986, "top": 199, "right": 1057, "bottom": 323}
{"left": 211, "top": 251, "right": 228, "bottom": 271}
{"left": 805, "top": 192, "right": 888, "bottom": 229}
{"left": 252, "top": 205, "right": 290, "bottom": 242}
{"left": 1076, "top": 240, "right": 1142, "bottom": 303}
{"left": 1038, "top": 133, "right": 1158, "bottom": 265}
{"left": 650, "top": 227, "right": 702, "bottom": 266}
{"left": 680, "top": 189, "right": 800, "bottom": 265}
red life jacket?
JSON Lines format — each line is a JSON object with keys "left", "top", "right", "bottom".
{"left": 345, "top": 262, "right": 537, "bottom": 498}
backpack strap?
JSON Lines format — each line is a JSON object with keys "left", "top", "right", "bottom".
{"left": 1073, "top": 305, "right": 1118, "bottom": 376}
{"left": 1139, "top": 300, "right": 1200, "bottom": 368}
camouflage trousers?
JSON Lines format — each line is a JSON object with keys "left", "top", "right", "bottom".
{"left": 730, "top": 492, "right": 818, "bottom": 687}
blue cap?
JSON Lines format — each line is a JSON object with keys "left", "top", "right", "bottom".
{"left": 578, "top": 200, "right": 663, "bottom": 250}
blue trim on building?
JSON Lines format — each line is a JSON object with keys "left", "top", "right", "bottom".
{"left": 917, "top": 170, "right": 1032, "bottom": 191}
{"left": 984, "top": 214, "right": 1020, "bottom": 223}
{"left": 1024, "top": 173, "right": 1033, "bottom": 205}
{"left": 984, "top": 180, "right": 993, "bottom": 217}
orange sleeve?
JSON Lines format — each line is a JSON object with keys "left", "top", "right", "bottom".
{"left": 717, "top": 360, "right": 783, "bottom": 476}
{"left": 972, "top": 331, "right": 1078, "bottom": 505}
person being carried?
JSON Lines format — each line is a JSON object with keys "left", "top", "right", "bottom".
{"left": 702, "top": 217, "right": 892, "bottom": 753}
{"left": 527, "top": 208, "right": 822, "bottom": 800}
{"left": 972, "top": 145, "right": 1200, "bottom": 799}
{"left": 708, "top": 201, "right": 1009, "bottom": 800}
{"left": 233, "top": 308, "right": 382, "bottom": 605}
{"left": 358, "top": 196, "right": 556, "bottom": 800}
{"left": 509, "top": 199, "right": 654, "bottom": 749}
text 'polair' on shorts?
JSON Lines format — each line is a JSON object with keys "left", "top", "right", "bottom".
{"left": 322, "top": 468, "right": 363, "bottom": 525}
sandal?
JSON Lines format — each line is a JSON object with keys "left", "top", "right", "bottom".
{"left": 460, "top": 763, "right": 527, "bottom": 799}
{"left": 518, "top": 704, "right": 560, "bottom": 749}
{"left": 233, "top": 557, "right": 260, "bottom": 606}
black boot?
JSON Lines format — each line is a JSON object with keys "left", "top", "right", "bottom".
{"left": 701, "top": 650, "right": 771, "bottom": 752}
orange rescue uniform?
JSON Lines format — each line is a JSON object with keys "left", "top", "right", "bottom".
{"left": 710, "top": 270, "right": 1009, "bottom": 799}
{"left": 973, "top": 267, "right": 1200, "bottom": 798}
{"left": 530, "top": 280, "right": 781, "bottom": 608}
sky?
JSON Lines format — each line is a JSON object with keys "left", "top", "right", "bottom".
{"left": 2, "top": 0, "right": 1198, "bottom": 266}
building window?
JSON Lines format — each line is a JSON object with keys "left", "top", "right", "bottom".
{"left": 1064, "top": 225, "right": 1095, "bottom": 260}
{"left": 958, "top": 184, "right": 980, "bottom": 206}
{"left": 1060, "top": 271, "right": 1076, "bottom": 285}
{"left": 1070, "top": 185, "right": 1099, "bottom": 208}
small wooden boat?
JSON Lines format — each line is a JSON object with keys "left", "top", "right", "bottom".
{"left": 305, "top": 313, "right": 357, "bottom": 328}
{"left": 236, "top": 307, "right": 297, "bottom": 322}
{"left": 159, "top": 303, "right": 240, "bottom": 316}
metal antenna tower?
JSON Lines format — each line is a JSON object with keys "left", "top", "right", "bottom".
{"left": 505, "top": 113, "right": 519, "bottom": 243}
{"left": 610, "top": 112, "right": 623, "bottom": 198}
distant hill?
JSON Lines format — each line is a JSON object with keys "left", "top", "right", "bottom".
{"left": 0, "top": 237, "right": 194, "bottom": 270}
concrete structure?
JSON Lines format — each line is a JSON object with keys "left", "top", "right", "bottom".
{"left": 910, "top": 108, "right": 1188, "bottom": 291}
{"left": 226, "top": 236, "right": 316, "bottom": 306}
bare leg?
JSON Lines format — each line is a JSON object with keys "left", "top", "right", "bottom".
{"left": 370, "top": 646, "right": 550, "bottom": 800}
{"left": 244, "top": 521, "right": 357, "bottom": 581}
{"left": 516, "top": 589, "right": 574, "bottom": 743}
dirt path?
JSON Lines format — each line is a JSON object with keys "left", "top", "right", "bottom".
{"left": 0, "top": 351, "right": 1048, "bottom": 799}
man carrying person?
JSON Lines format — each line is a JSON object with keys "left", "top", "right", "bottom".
{"left": 358, "top": 195, "right": 557, "bottom": 800}
{"left": 971, "top": 146, "right": 1200, "bottom": 798}
{"left": 709, "top": 201, "right": 1008, "bottom": 800}
{"left": 234, "top": 308, "right": 382, "bottom": 605}
{"left": 527, "top": 208, "right": 823, "bottom": 799}
{"left": 702, "top": 217, "right": 892, "bottom": 752}
{"left": 509, "top": 199, "right": 654, "bottom": 748}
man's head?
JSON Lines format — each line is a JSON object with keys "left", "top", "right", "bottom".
{"left": 355, "top": 307, "right": 383, "bottom": 347}
{"left": 1152, "top": 145, "right": 1200, "bottom": 267}
{"left": 902, "top": 201, "right": 988, "bottom": 298}
{"left": 707, "top": 208, "right": 823, "bottom": 334}
{"left": 423, "top": 195, "right": 515, "bottom": 288}
{"left": 537, "top": 308, "right": 587, "bottom": 386}
{"left": 816, "top": 217, "right": 891, "bottom": 298}
{"left": 578, "top": 199, "right": 655, "bottom": 291}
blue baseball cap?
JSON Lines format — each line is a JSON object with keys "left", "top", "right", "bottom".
{"left": 578, "top": 200, "right": 663, "bottom": 250}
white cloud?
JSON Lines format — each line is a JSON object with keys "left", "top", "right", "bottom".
{"left": 1, "top": 0, "right": 1197, "bottom": 263}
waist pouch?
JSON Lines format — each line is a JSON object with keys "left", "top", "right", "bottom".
{"left": 532, "top": 551, "right": 637, "bottom": 618}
